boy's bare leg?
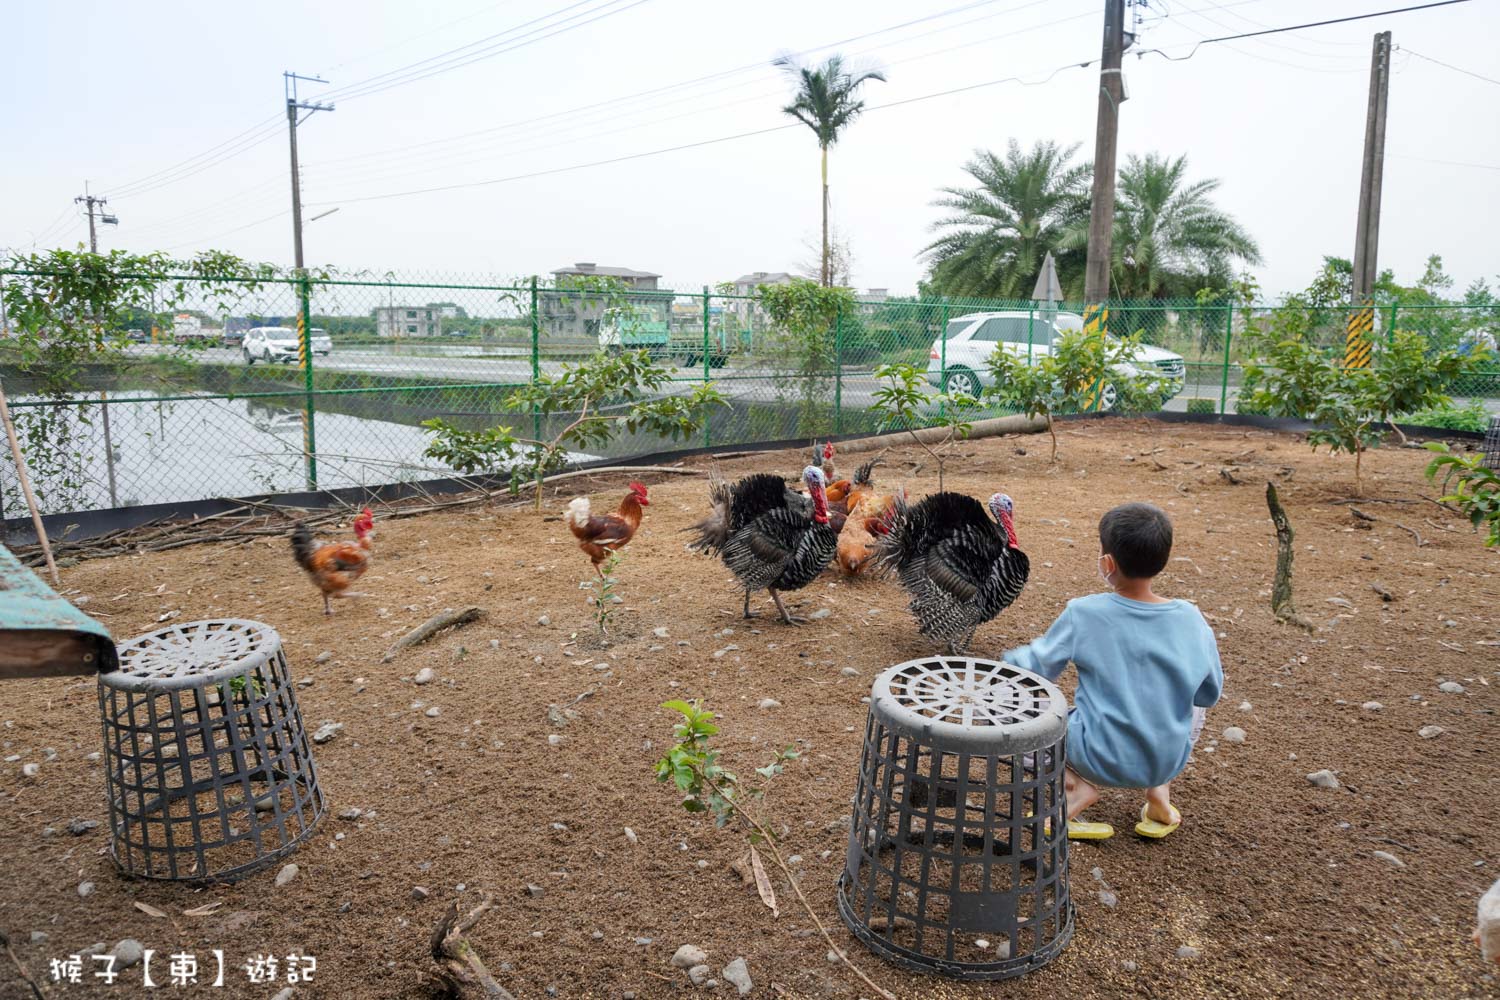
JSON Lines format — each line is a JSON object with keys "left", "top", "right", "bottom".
{"left": 1144, "top": 783, "right": 1181, "bottom": 825}
{"left": 1064, "top": 767, "right": 1100, "bottom": 820}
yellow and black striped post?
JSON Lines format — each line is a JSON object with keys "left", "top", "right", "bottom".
{"left": 1344, "top": 305, "right": 1374, "bottom": 369}
{"left": 1083, "top": 303, "right": 1109, "bottom": 411}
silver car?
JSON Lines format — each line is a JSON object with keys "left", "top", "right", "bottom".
{"left": 242, "top": 326, "right": 331, "bottom": 365}
{"left": 925, "top": 310, "right": 1185, "bottom": 408}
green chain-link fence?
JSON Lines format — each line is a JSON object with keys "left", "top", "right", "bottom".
{"left": 3, "top": 268, "right": 1497, "bottom": 519}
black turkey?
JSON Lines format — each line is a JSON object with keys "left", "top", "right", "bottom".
{"left": 689, "top": 465, "right": 839, "bottom": 624}
{"left": 877, "top": 491, "right": 1029, "bottom": 653}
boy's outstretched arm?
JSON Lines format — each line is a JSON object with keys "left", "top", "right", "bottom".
{"left": 1002, "top": 604, "right": 1077, "bottom": 682}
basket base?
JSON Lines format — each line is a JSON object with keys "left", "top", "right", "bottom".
{"left": 835, "top": 870, "right": 1074, "bottom": 982}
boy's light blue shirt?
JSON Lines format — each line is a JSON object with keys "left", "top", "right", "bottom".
{"left": 1004, "top": 592, "right": 1223, "bottom": 789}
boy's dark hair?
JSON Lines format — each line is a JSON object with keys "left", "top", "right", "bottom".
{"left": 1099, "top": 502, "right": 1173, "bottom": 579}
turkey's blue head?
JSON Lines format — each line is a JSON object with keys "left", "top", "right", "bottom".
{"left": 989, "top": 493, "right": 1019, "bottom": 548}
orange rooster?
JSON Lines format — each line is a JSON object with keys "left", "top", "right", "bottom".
{"left": 564, "top": 482, "right": 648, "bottom": 575}
{"left": 291, "top": 508, "right": 375, "bottom": 616}
{"left": 816, "top": 442, "right": 855, "bottom": 504}
{"left": 836, "top": 485, "right": 901, "bottom": 576}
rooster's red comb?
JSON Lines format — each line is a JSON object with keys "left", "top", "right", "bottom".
{"left": 628, "top": 482, "right": 647, "bottom": 496}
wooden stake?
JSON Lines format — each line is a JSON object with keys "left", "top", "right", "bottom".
{"left": 0, "top": 379, "right": 59, "bottom": 586}
{"left": 1265, "top": 482, "right": 1313, "bottom": 631}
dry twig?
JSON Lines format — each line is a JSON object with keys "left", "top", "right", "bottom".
{"left": 1348, "top": 506, "right": 1425, "bottom": 547}
{"left": 428, "top": 894, "right": 516, "bottom": 999}
{"left": 0, "top": 928, "right": 47, "bottom": 1000}
{"left": 383, "top": 607, "right": 484, "bottom": 662}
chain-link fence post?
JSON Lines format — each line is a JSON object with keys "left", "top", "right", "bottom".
{"left": 529, "top": 275, "right": 541, "bottom": 442}
{"left": 939, "top": 296, "right": 949, "bottom": 387}
{"left": 1388, "top": 303, "right": 1398, "bottom": 345}
{"left": 297, "top": 272, "right": 317, "bottom": 490}
{"left": 1219, "top": 300, "right": 1233, "bottom": 416}
{"left": 702, "top": 286, "right": 712, "bottom": 448}
{"left": 834, "top": 300, "right": 844, "bottom": 435}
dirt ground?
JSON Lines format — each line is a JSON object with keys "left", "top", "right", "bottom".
{"left": 3, "top": 419, "right": 1498, "bottom": 1000}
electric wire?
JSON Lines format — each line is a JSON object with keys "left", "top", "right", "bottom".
{"left": 305, "top": 56, "right": 1100, "bottom": 207}
{"left": 1135, "top": 0, "right": 1475, "bottom": 62}
{"left": 1401, "top": 47, "right": 1500, "bottom": 87}
{"left": 320, "top": 0, "right": 654, "bottom": 104}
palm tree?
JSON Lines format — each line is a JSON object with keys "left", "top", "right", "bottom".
{"left": 1089, "top": 152, "right": 1261, "bottom": 299}
{"left": 922, "top": 140, "right": 1091, "bottom": 300}
{"left": 774, "top": 54, "right": 886, "bottom": 286}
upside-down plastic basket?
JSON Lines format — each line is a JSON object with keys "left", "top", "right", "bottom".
{"left": 836, "top": 656, "right": 1073, "bottom": 980}
{"left": 98, "top": 619, "right": 325, "bottom": 883}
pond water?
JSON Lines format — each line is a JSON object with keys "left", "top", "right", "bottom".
{"left": 0, "top": 391, "right": 530, "bottom": 517}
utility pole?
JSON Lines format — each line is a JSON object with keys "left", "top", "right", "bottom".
{"left": 1346, "top": 30, "right": 1391, "bottom": 369}
{"left": 1083, "top": 0, "right": 1128, "bottom": 305}
{"left": 283, "top": 71, "right": 334, "bottom": 490}
{"left": 284, "top": 72, "right": 334, "bottom": 272}
{"left": 75, "top": 184, "right": 118, "bottom": 254}
{"left": 76, "top": 183, "right": 121, "bottom": 507}
{"left": 1082, "top": 0, "right": 1128, "bottom": 410}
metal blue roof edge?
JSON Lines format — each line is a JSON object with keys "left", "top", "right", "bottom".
{"left": 0, "top": 543, "right": 118, "bottom": 673}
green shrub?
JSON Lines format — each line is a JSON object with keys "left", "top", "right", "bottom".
{"left": 1400, "top": 401, "right": 1491, "bottom": 433}
{"left": 1186, "top": 397, "right": 1217, "bottom": 415}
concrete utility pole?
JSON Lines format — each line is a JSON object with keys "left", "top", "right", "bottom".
{"left": 75, "top": 184, "right": 121, "bottom": 507}
{"left": 75, "top": 185, "right": 117, "bottom": 253}
{"left": 284, "top": 72, "right": 334, "bottom": 271}
{"left": 283, "top": 72, "right": 334, "bottom": 492}
{"left": 1083, "top": 0, "right": 1128, "bottom": 305}
{"left": 1346, "top": 31, "right": 1391, "bottom": 368}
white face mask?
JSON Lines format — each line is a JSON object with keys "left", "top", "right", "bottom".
{"left": 1098, "top": 554, "right": 1116, "bottom": 587}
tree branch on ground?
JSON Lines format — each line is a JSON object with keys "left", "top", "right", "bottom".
{"left": 428, "top": 894, "right": 516, "bottom": 999}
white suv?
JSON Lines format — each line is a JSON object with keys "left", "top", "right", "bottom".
{"left": 242, "top": 326, "right": 332, "bottom": 365}
{"left": 925, "top": 310, "right": 1185, "bottom": 408}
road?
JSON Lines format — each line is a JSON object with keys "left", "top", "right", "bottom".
{"left": 132, "top": 345, "right": 1500, "bottom": 418}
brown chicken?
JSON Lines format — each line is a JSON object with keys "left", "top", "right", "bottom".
{"left": 564, "top": 482, "right": 648, "bottom": 575}
{"left": 291, "top": 508, "right": 375, "bottom": 615}
{"left": 836, "top": 487, "right": 900, "bottom": 576}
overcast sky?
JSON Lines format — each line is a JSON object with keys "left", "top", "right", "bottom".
{"left": 4, "top": 0, "right": 1496, "bottom": 298}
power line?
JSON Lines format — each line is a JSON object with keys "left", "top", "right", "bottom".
{"left": 1168, "top": 3, "right": 1366, "bottom": 61}
{"left": 104, "top": 0, "right": 645, "bottom": 203}
{"left": 1138, "top": 0, "right": 1475, "bottom": 62}
{"left": 323, "top": 0, "right": 653, "bottom": 104}
{"left": 103, "top": 0, "right": 1072, "bottom": 245}
{"left": 1175, "top": 0, "right": 1365, "bottom": 46}
{"left": 1390, "top": 153, "right": 1500, "bottom": 171}
{"left": 105, "top": 115, "right": 284, "bottom": 199}
{"left": 307, "top": 57, "right": 1099, "bottom": 207}
{"left": 309, "top": 0, "right": 1081, "bottom": 174}
{"left": 318, "top": 10, "right": 1101, "bottom": 190}
{"left": 162, "top": 209, "right": 291, "bottom": 252}
{"left": 325, "top": 0, "right": 528, "bottom": 74}
{"left": 1401, "top": 47, "right": 1500, "bottom": 87}
{"left": 104, "top": 119, "right": 288, "bottom": 201}
{"left": 26, "top": 205, "right": 81, "bottom": 247}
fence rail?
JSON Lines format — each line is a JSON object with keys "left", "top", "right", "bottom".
{"left": 2, "top": 268, "right": 1496, "bottom": 520}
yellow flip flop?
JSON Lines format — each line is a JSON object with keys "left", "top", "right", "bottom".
{"left": 1067, "top": 820, "right": 1115, "bottom": 841}
{"left": 1134, "top": 803, "right": 1181, "bottom": 839}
